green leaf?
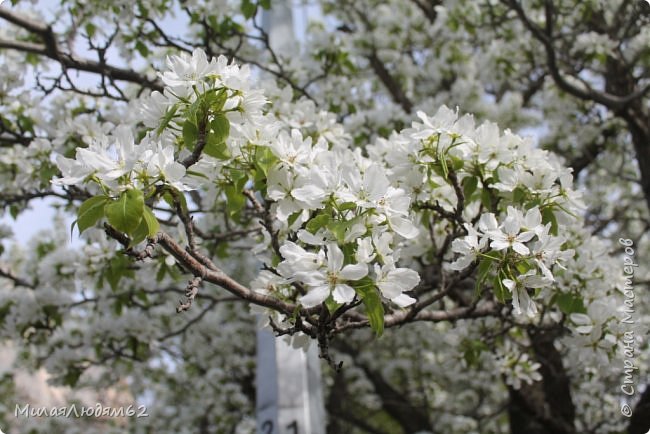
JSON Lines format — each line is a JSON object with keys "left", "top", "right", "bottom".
{"left": 461, "top": 339, "right": 488, "bottom": 367}
{"left": 327, "top": 216, "right": 361, "bottom": 244}
{"left": 241, "top": 0, "right": 257, "bottom": 18}
{"left": 450, "top": 155, "right": 464, "bottom": 171}
{"left": 182, "top": 120, "right": 198, "bottom": 150}
{"left": 324, "top": 296, "right": 341, "bottom": 315}
{"left": 176, "top": 190, "right": 189, "bottom": 215}
{"left": 515, "top": 260, "right": 532, "bottom": 274}
{"left": 76, "top": 195, "right": 109, "bottom": 234}
{"left": 327, "top": 220, "right": 348, "bottom": 243}
{"left": 163, "top": 188, "right": 189, "bottom": 216}
{"left": 105, "top": 255, "right": 135, "bottom": 291}
{"left": 207, "top": 88, "right": 228, "bottom": 111}
{"left": 285, "top": 212, "right": 300, "bottom": 227}
{"left": 204, "top": 137, "right": 230, "bottom": 160}
{"left": 555, "top": 293, "right": 587, "bottom": 314}
{"left": 230, "top": 169, "right": 248, "bottom": 192}
{"left": 156, "top": 104, "right": 178, "bottom": 136}
{"left": 130, "top": 219, "right": 149, "bottom": 247}
{"left": 9, "top": 205, "right": 19, "bottom": 219}
{"left": 142, "top": 206, "right": 160, "bottom": 237}
{"left": 156, "top": 262, "right": 167, "bottom": 282}
{"left": 42, "top": 304, "right": 63, "bottom": 326}
{"left": 254, "top": 146, "right": 276, "bottom": 177}
{"left": 462, "top": 176, "right": 478, "bottom": 200}
{"left": 162, "top": 192, "right": 174, "bottom": 209}
{"left": 513, "top": 186, "right": 527, "bottom": 204}
{"left": 113, "top": 299, "right": 123, "bottom": 316}
{"left": 105, "top": 189, "right": 144, "bottom": 235}
{"left": 306, "top": 214, "right": 331, "bottom": 234}
{"left": 225, "top": 185, "right": 246, "bottom": 218}
{"left": 259, "top": 0, "right": 271, "bottom": 9}
{"left": 135, "top": 40, "right": 150, "bottom": 57}
{"left": 186, "top": 169, "right": 210, "bottom": 180}
{"left": 85, "top": 22, "right": 97, "bottom": 38}
{"left": 62, "top": 368, "right": 82, "bottom": 387}
{"left": 210, "top": 113, "right": 230, "bottom": 143}
{"left": 480, "top": 188, "right": 492, "bottom": 210}
{"left": 541, "top": 207, "right": 559, "bottom": 236}
{"left": 358, "top": 286, "right": 384, "bottom": 337}
{"left": 493, "top": 271, "right": 507, "bottom": 304}
{"left": 475, "top": 256, "right": 494, "bottom": 297}
{"left": 337, "top": 202, "right": 357, "bottom": 212}
{"left": 185, "top": 94, "right": 205, "bottom": 125}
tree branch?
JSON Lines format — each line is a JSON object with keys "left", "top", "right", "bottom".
{"left": 503, "top": 0, "right": 649, "bottom": 109}
{"left": 0, "top": 264, "right": 35, "bottom": 289}
{"left": 367, "top": 50, "right": 413, "bottom": 114}
{"left": 0, "top": 8, "right": 162, "bottom": 91}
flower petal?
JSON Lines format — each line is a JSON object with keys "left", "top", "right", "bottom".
{"left": 333, "top": 283, "right": 356, "bottom": 304}
{"left": 512, "top": 242, "right": 530, "bottom": 255}
{"left": 392, "top": 293, "right": 416, "bottom": 307}
{"left": 389, "top": 216, "right": 419, "bottom": 239}
{"left": 327, "top": 243, "right": 344, "bottom": 272}
{"left": 299, "top": 285, "right": 330, "bottom": 308}
{"left": 339, "top": 263, "right": 368, "bottom": 281}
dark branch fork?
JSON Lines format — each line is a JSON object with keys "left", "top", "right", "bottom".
{"left": 0, "top": 8, "right": 162, "bottom": 92}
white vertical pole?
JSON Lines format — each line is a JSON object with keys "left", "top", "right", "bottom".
{"left": 256, "top": 2, "right": 326, "bottom": 434}
{"left": 256, "top": 328, "right": 279, "bottom": 433}
{"left": 256, "top": 333, "right": 326, "bottom": 434}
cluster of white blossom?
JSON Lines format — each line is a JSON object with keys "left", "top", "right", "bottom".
{"left": 54, "top": 126, "right": 187, "bottom": 192}
{"left": 52, "top": 49, "right": 424, "bottom": 310}
{"left": 366, "top": 106, "right": 582, "bottom": 317}
{"left": 449, "top": 207, "right": 574, "bottom": 317}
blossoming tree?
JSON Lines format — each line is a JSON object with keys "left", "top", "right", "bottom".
{"left": 0, "top": 0, "right": 648, "bottom": 433}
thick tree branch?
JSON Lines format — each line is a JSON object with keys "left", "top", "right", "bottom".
{"left": 628, "top": 385, "right": 650, "bottom": 434}
{"left": 367, "top": 51, "right": 413, "bottom": 114}
{"left": 336, "top": 340, "right": 432, "bottom": 432}
{"left": 102, "top": 225, "right": 306, "bottom": 318}
{"left": 503, "top": 0, "right": 649, "bottom": 109}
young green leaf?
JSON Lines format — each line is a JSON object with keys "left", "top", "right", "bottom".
{"left": 254, "top": 146, "right": 276, "bottom": 177}
{"left": 541, "top": 207, "right": 559, "bottom": 236}
{"left": 105, "top": 189, "right": 144, "bottom": 235}
{"left": 210, "top": 114, "right": 230, "bottom": 144}
{"left": 130, "top": 218, "right": 149, "bottom": 247}
{"left": 241, "top": 0, "right": 257, "bottom": 18}
{"left": 324, "top": 296, "right": 341, "bottom": 315}
{"left": 555, "top": 293, "right": 587, "bottom": 314}
{"left": 475, "top": 256, "right": 494, "bottom": 297}
{"left": 357, "top": 285, "right": 385, "bottom": 337}
{"left": 204, "top": 136, "right": 230, "bottom": 160}
{"left": 225, "top": 185, "right": 246, "bottom": 218}
{"left": 182, "top": 120, "right": 199, "bottom": 150}
{"left": 76, "top": 195, "right": 109, "bottom": 234}
{"left": 306, "top": 214, "right": 331, "bottom": 234}
{"left": 142, "top": 205, "right": 160, "bottom": 237}
{"left": 462, "top": 176, "right": 478, "bottom": 200}
{"left": 135, "top": 40, "right": 150, "bottom": 57}
{"left": 156, "top": 104, "right": 178, "bottom": 136}
{"left": 493, "top": 270, "right": 510, "bottom": 304}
